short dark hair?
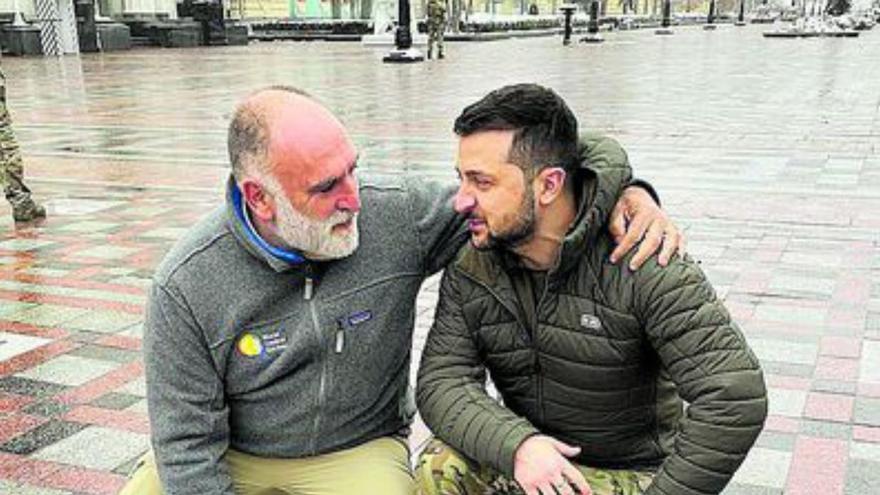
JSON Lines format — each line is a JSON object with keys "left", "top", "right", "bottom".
{"left": 228, "top": 85, "right": 311, "bottom": 181}
{"left": 453, "top": 84, "right": 579, "bottom": 178}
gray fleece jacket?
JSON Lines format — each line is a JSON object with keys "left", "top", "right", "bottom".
{"left": 145, "top": 175, "right": 466, "bottom": 494}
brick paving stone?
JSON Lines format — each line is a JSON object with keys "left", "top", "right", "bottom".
{"left": 21, "top": 400, "right": 72, "bottom": 418}
{"left": 65, "top": 345, "right": 140, "bottom": 364}
{"left": 88, "top": 393, "right": 142, "bottom": 411}
{"left": 31, "top": 426, "right": 148, "bottom": 471}
{"left": 0, "top": 420, "right": 87, "bottom": 455}
{"left": 850, "top": 442, "right": 880, "bottom": 462}
{"left": 803, "top": 393, "right": 854, "bottom": 423}
{"left": 854, "top": 397, "right": 880, "bottom": 427}
{"left": 753, "top": 431, "right": 796, "bottom": 452}
{"left": 6, "top": 305, "right": 91, "bottom": 328}
{"left": 798, "top": 419, "right": 852, "bottom": 440}
{"left": 0, "top": 378, "right": 69, "bottom": 399}
{"left": 749, "top": 338, "right": 818, "bottom": 367}
{"left": 814, "top": 356, "right": 860, "bottom": 382}
{"left": 729, "top": 447, "right": 790, "bottom": 490}
{"left": 0, "top": 480, "right": 74, "bottom": 494}
{"left": 860, "top": 340, "right": 880, "bottom": 384}
{"left": 785, "top": 436, "right": 848, "bottom": 495}
{"left": 16, "top": 356, "right": 120, "bottom": 387}
{"left": 844, "top": 459, "right": 880, "bottom": 495}
{"left": 811, "top": 379, "right": 857, "bottom": 396}
{"left": 767, "top": 388, "right": 807, "bottom": 418}
{"left": 0, "top": 332, "right": 52, "bottom": 362}
{"left": 62, "top": 311, "right": 143, "bottom": 335}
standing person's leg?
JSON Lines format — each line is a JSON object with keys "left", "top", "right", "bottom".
{"left": 0, "top": 69, "right": 45, "bottom": 222}
{"left": 437, "top": 18, "right": 446, "bottom": 58}
{"left": 229, "top": 436, "right": 414, "bottom": 495}
{"left": 427, "top": 17, "right": 437, "bottom": 59}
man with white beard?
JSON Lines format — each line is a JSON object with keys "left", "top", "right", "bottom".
{"left": 120, "top": 86, "right": 683, "bottom": 495}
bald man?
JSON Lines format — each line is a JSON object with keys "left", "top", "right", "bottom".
{"left": 120, "top": 86, "right": 682, "bottom": 495}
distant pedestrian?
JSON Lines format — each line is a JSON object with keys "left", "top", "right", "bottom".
{"left": 1, "top": 68, "right": 45, "bottom": 222}
{"left": 426, "top": 0, "right": 447, "bottom": 59}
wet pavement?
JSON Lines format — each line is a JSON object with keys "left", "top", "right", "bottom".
{"left": 0, "top": 24, "right": 879, "bottom": 494}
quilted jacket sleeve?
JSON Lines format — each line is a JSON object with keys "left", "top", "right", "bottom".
{"left": 632, "top": 254, "right": 768, "bottom": 495}
{"left": 416, "top": 270, "right": 540, "bottom": 477}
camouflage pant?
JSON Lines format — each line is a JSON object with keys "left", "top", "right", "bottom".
{"left": 0, "top": 68, "right": 34, "bottom": 207}
{"left": 427, "top": 9, "right": 447, "bottom": 57}
{"left": 415, "top": 439, "right": 654, "bottom": 495}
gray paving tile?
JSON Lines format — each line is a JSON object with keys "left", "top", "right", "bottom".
{"left": 0, "top": 420, "right": 87, "bottom": 455}
{"left": 21, "top": 400, "right": 72, "bottom": 418}
{"left": 16, "top": 355, "right": 120, "bottom": 387}
{"left": 31, "top": 426, "right": 149, "bottom": 471}
{"left": 845, "top": 459, "right": 880, "bottom": 495}
{"left": 854, "top": 397, "right": 880, "bottom": 427}
{"left": 798, "top": 419, "right": 852, "bottom": 440}
{"left": 90, "top": 392, "right": 143, "bottom": 411}
{"left": 66, "top": 344, "right": 140, "bottom": 364}
{"left": 0, "top": 376, "right": 69, "bottom": 398}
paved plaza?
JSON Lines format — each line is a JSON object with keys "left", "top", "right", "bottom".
{"left": 0, "top": 23, "right": 878, "bottom": 494}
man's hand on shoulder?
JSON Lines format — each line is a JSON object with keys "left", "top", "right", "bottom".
{"left": 609, "top": 185, "right": 685, "bottom": 271}
{"left": 513, "top": 435, "right": 592, "bottom": 495}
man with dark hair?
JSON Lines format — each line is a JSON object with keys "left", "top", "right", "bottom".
{"left": 416, "top": 84, "right": 768, "bottom": 495}
{"left": 120, "top": 85, "right": 681, "bottom": 495}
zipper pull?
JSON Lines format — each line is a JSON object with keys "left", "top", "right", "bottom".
{"left": 335, "top": 325, "right": 345, "bottom": 354}
{"left": 304, "top": 277, "right": 314, "bottom": 300}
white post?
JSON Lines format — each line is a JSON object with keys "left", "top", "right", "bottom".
{"left": 12, "top": 0, "right": 28, "bottom": 26}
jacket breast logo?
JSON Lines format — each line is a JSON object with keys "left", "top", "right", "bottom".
{"left": 237, "top": 333, "right": 264, "bottom": 357}
{"left": 237, "top": 329, "right": 288, "bottom": 358}
{"left": 580, "top": 314, "right": 602, "bottom": 330}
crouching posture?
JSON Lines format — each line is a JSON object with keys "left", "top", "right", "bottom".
{"left": 416, "top": 84, "right": 768, "bottom": 495}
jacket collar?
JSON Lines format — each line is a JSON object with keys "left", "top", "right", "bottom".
{"left": 225, "top": 176, "right": 308, "bottom": 273}
{"left": 455, "top": 137, "right": 629, "bottom": 289}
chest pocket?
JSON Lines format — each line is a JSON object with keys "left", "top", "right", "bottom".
{"left": 221, "top": 314, "right": 319, "bottom": 397}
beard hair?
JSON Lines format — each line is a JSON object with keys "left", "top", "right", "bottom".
{"left": 476, "top": 185, "right": 536, "bottom": 251}
{"left": 260, "top": 172, "right": 359, "bottom": 260}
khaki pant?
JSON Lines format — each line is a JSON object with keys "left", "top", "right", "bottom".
{"left": 120, "top": 436, "right": 414, "bottom": 495}
{"left": 415, "top": 439, "right": 655, "bottom": 495}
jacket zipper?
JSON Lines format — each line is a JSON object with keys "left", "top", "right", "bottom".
{"left": 458, "top": 270, "right": 545, "bottom": 423}
{"left": 534, "top": 277, "right": 550, "bottom": 425}
{"left": 304, "top": 270, "right": 328, "bottom": 455}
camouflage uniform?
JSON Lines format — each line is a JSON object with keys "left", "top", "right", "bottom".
{"left": 416, "top": 439, "right": 655, "bottom": 495}
{"left": 0, "top": 68, "right": 45, "bottom": 222}
{"left": 426, "top": 0, "right": 447, "bottom": 59}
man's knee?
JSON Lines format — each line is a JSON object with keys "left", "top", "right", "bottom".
{"left": 414, "top": 438, "right": 489, "bottom": 495}
{"left": 119, "top": 451, "right": 164, "bottom": 495}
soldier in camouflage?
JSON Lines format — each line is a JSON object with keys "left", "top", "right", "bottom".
{"left": 1, "top": 68, "right": 45, "bottom": 222}
{"left": 426, "top": 0, "right": 448, "bottom": 59}
{"left": 416, "top": 439, "right": 654, "bottom": 495}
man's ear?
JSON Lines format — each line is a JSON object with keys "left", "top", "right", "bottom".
{"left": 240, "top": 179, "right": 275, "bottom": 222}
{"left": 534, "top": 167, "right": 567, "bottom": 206}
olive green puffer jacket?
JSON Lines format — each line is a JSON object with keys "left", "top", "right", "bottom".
{"left": 416, "top": 135, "right": 768, "bottom": 495}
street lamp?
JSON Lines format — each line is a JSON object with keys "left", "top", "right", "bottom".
{"left": 736, "top": 0, "right": 746, "bottom": 25}
{"left": 384, "top": 0, "right": 425, "bottom": 62}
{"left": 560, "top": 3, "right": 577, "bottom": 45}
{"left": 704, "top": 0, "right": 718, "bottom": 29}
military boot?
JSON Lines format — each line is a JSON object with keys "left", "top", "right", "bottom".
{"left": 10, "top": 196, "right": 46, "bottom": 222}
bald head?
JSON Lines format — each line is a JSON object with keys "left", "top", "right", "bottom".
{"left": 227, "top": 86, "right": 350, "bottom": 182}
